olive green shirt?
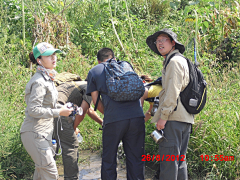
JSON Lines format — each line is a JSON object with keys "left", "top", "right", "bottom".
{"left": 20, "top": 69, "right": 61, "bottom": 140}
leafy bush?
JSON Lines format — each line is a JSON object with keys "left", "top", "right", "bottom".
{"left": 0, "top": 0, "right": 239, "bottom": 179}
{"left": 183, "top": 0, "right": 240, "bottom": 65}
{"left": 187, "top": 67, "right": 240, "bottom": 179}
{"left": 213, "top": 32, "right": 240, "bottom": 65}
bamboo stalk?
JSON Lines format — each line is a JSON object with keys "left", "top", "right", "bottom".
{"left": 235, "top": 1, "right": 240, "bottom": 18}
{"left": 22, "top": 0, "right": 28, "bottom": 68}
{"left": 50, "top": 0, "right": 76, "bottom": 22}
{"left": 194, "top": 9, "right": 201, "bottom": 62}
{"left": 108, "top": 0, "right": 125, "bottom": 55}
{"left": 145, "top": 0, "right": 150, "bottom": 26}
{"left": 22, "top": 0, "right": 25, "bottom": 51}
{"left": 124, "top": 0, "right": 137, "bottom": 52}
{"left": 114, "top": 0, "right": 117, "bottom": 17}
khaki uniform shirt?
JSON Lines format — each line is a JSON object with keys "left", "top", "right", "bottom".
{"left": 56, "top": 81, "right": 92, "bottom": 107}
{"left": 151, "top": 49, "right": 194, "bottom": 124}
{"left": 20, "top": 69, "right": 61, "bottom": 140}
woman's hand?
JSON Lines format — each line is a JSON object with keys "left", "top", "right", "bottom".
{"left": 59, "top": 104, "right": 74, "bottom": 117}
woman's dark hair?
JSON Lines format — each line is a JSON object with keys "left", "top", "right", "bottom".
{"left": 29, "top": 52, "right": 41, "bottom": 65}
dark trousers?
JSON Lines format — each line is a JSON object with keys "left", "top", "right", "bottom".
{"left": 101, "top": 117, "right": 145, "bottom": 180}
{"left": 158, "top": 121, "right": 191, "bottom": 180}
{"left": 54, "top": 116, "right": 79, "bottom": 180}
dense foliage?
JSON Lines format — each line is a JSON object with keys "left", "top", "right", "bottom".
{"left": 0, "top": 0, "right": 239, "bottom": 179}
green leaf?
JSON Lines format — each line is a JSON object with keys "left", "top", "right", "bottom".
{"left": 183, "top": 6, "right": 190, "bottom": 16}
{"left": 170, "top": 2, "right": 177, "bottom": 10}
{"left": 189, "top": 1, "right": 199, "bottom": 6}
{"left": 162, "top": 0, "right": 168, "bottom": 5}
{"left": 46, "top": 5, "right": 54, "bottom": 12}
{"left": 208, "top": 2, "right": 215, "bottom": 6}
{"left": 202, "top": 25, "right": 207, "bottom": 34}
{"left": 100, "top": 2, "right": 108, "bottom": 9}
{"left": 203, "top": 21, "right": 209, "bottom": 28}
{"left": 122, "top": 1, "right": 126, "bottom": 9}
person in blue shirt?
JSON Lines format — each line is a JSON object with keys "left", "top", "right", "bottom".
{"left": 86, "top": 47, "right": 145, "bottom": 180}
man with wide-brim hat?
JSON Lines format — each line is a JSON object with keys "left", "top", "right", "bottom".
{"left": 146, "top": 28, "right": 185, "bottom": 57}
{"left": 146, "top": 28, "right": 194, "bottom": 180}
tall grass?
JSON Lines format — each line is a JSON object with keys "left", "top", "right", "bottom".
{"left": 187, "top": 65, "right": 240, "bottom": 179}
{"left": 0, "top": 0, "right": 239, "bottom": 179}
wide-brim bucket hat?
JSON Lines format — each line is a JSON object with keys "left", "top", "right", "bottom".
{"left": 146, "top": 28, "right": 185, "bottom": 56}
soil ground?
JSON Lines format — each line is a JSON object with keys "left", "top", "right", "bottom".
{"left": 57, "top": 150, "right": 159, "bottom": 180}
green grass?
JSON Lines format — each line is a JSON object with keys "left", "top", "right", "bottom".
{"left": 187, "top": 67, "right": 240, "bottom": 179}
{"left": 0, "top": 0, "right": 240, "bottom": 179}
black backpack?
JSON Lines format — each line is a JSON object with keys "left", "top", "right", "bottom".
{"left": 165, "top": 53, "right": 207, "bottom": 114}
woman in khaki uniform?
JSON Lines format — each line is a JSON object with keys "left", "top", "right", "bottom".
{"left": 20, "top": 42, "right": 73, "bottom": 180}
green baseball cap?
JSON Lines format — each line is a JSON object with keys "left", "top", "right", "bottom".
{"left": 33, "top": 42, "right": 62, "bottom": 59}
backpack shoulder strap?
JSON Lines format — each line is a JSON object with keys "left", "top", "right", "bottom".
{"left": 164, "top": 52, "right": 181, "bottom": 70}
{"left": 94, "top": 92, "right": 101, "bottom": 111}
{"left": 117, "top": 60, "right": 134, "bottom": 70}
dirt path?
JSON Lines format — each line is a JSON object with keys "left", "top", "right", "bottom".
{"left": 57, "top": 150, "right": 158, "bottom": 180}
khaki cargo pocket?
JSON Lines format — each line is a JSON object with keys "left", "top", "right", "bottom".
{"left": 35, "top": 135, "right": 54, "bottom": 167}
{"left": 38, "top": 147, "right": 54, "bottom": 167}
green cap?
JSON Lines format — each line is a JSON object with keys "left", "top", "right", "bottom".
{"left": 33, "top": 42, "right": 62, "bottom": 59}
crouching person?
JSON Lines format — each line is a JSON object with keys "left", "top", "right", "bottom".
{"left": 53, "top": 81, "right": 103, "bottom": 180}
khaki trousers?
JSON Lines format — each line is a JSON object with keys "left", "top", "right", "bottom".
{"left": 21, "top": 131, "right": 58, "bottom": 180}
